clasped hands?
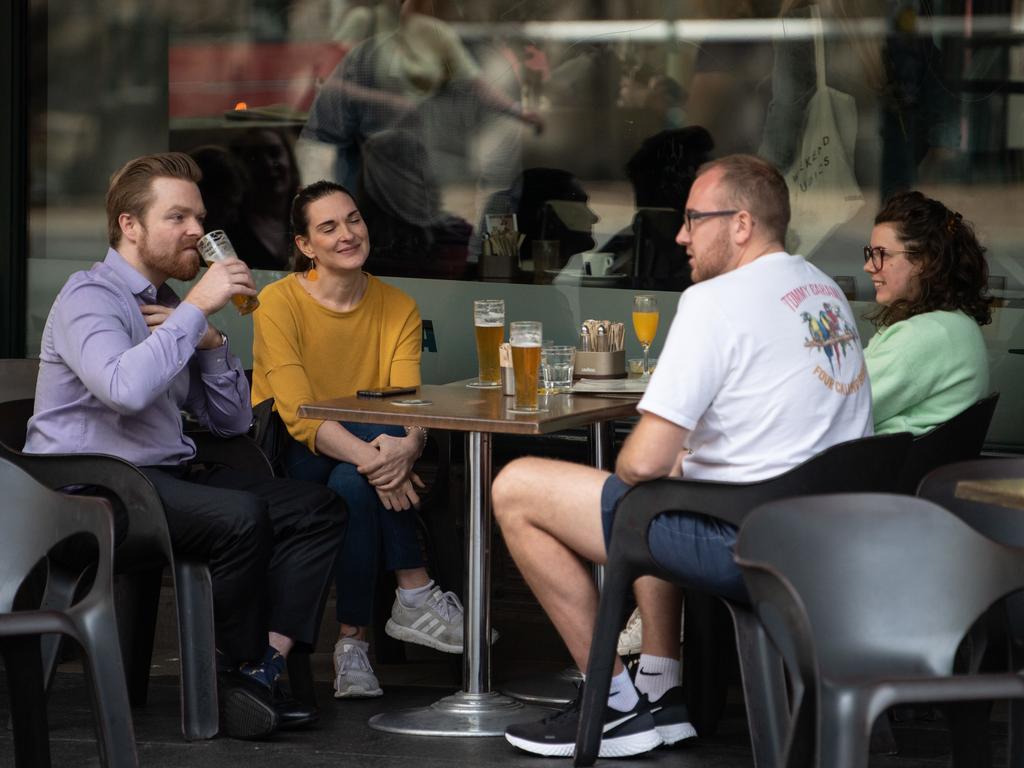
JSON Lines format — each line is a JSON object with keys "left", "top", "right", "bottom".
{"left": 357, "top": 433, "right": 425, "bottom": 511}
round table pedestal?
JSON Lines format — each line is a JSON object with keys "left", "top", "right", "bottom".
{"left": 499, "top": 666, "right": 582, "bottom": 705}
{"left": 368, "top": 691, "right": 554, "bottom": 736}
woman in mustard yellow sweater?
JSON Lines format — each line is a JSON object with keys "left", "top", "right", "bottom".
{"left": 252, "top": 181, "right": 464, "bottom": 699}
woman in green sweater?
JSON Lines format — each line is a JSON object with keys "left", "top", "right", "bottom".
{"left": 863, "top": 191, "right": 992, "bottom": 434}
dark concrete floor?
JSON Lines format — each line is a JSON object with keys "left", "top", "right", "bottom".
{"left": 0, "top": 661, "right": 1003, "bottom": 768}
{"left": 0, "top": 577, "right": 1006, "bottom": 766}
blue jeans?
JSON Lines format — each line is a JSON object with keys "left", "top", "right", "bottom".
{"left": 284, "top": 423, "right": 426, "bottom": 627}
{"left": 600, "top": 474, "right": 748, "bottom": 604}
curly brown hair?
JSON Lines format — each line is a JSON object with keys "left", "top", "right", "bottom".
{"left": 868, "top": 190, "right": 991, "bottom": 328}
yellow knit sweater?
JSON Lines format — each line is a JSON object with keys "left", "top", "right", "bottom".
{"left": 251, "top": 273, "right": 421, "bottom": 453}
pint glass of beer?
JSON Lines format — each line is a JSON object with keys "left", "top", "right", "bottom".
{"left": 472, "top": 299, "right": 505, "bottom": 388}
{"left": 510, "top": 320, "right": 543, "bottom": 411}
{"left": 196, "top": 230, "right": 260, "bottom": 315}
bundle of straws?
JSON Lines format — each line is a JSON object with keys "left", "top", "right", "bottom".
{"left": 482, "top": 229, "right": 525, "bottom": 265}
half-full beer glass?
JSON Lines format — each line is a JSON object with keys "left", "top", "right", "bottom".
{"left": 472, "top": 299, "right": 504, "bottom": 388}
{"left": 196, "top": 230, "right": 260, "bottom": 315}
{"left": 510, "top": 320, "right": 543, "bottom": 411}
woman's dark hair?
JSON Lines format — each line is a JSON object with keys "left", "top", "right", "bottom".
{"left": 289, "top": 180, "right": 357, "bottom": 271}
{"left": 868, "top": 190, "right": 991, "bottom": 328}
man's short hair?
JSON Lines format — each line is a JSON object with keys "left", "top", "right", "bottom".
{"left": 697, "top": 155, "right": 790, "bottom": 244}
{"left": 106, "top": 152, "right": 202, "bottom": 247}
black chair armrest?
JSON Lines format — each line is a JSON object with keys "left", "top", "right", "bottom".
{"left": 613, "top": 476, "right": 760, "bottom": 542}
{"left": 0, "top": 445, "right": 173, "bottom": 570}
{"left": 187, "top": 431, "right": 274, "bottom": 479}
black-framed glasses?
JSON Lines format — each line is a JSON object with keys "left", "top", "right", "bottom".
{"left": 684, "top": 209, "right": 739, "bottom": 232}
{"left": 862, "top": 245, "right": 917, "bottom": 270}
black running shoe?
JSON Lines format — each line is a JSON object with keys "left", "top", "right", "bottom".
{"left": 218, "top": 672, "right": 278, "bottom": 740}
{"left": 504, "top": 688, "right": 662, "bottom": 758}
{"left": 647, "top": 687, "right": 697, "bottom": 745}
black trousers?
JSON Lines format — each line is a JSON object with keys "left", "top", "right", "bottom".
{"left": 141, "top": 465, "right": 346, "bottom": 664}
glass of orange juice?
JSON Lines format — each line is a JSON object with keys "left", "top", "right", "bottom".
{"left": 632, "top": 294, "right": 659, "bottom": 378}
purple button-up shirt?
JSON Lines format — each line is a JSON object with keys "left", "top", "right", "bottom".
{"left": 24, "top": 248, "right": 252, "bottom": 466}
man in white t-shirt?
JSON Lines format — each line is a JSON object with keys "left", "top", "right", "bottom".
{"left": 493, "top": 154, "right": 872, "bottom": 758}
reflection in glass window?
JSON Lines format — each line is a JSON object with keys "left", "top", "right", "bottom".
{"left": 25, "top": 1, "right": 1024, "bottom": 443}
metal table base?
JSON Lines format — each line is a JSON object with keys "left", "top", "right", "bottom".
{"left": 369, "top": 431, "right": 556, "bottom": 736}
{"left": 368, "top": 691, "right": 552, "bottom": 736}
{"left": 499, "top": 666, "right": 582, "bottom": 706}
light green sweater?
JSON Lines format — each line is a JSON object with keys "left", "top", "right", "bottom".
{"left": 864, "top": 310, "right": 989, "bottom": 435}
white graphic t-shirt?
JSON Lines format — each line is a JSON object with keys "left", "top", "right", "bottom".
{"left": 639, "top": 251, "right": 873, "bottom": 481}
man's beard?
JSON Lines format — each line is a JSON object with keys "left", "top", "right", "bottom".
{"left": 691, "top": 227, "right": 730, "bottom": 283}
{"left": 138, "top": 228, "right": 200, "bottom": 281}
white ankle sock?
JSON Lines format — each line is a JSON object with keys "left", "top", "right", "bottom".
{"left": 398, "top": 580, "right": 435, "bottom": 608}
{"left": 606, "top": 669, "right": 640, "bottom": 712}
{"left": 634, "top": 654, "right": 680, "bottom": 702}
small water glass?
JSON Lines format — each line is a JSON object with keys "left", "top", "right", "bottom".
{"left": 541, "top": 346, "right": 575, "bottom": 394}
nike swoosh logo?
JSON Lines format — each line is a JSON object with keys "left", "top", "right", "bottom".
{"left": 637, "top": 668, "right": 661, "bottom": 676}
{"left": 603, "top": 712, "right": 638, "bottom": 732}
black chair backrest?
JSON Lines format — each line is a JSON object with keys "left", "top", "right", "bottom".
{"left": 737, "top": 493, "right": 1024, "bottom": 681}
{"left": 0, "top": 397, "right": 35, "bottom": 451}
{"left": 898, "top": 393, "right": 1000, "bottom": 493}
{"left": 0, "top": 396, "right": 172, "bottom": 571}
{"left": 617, "top": 431, "right": 913, "bottom": 531}
{"left": 918, "top": 457, "right": 1024, "bottom": 548}
{"left": 0, "top": 358, "right": 40, "bottom": 404}
{"left": 0, "top": 457, "right": 115, "bottom": 614}
{"left": 250, "top": 397, "right": 287, "bottom": 475}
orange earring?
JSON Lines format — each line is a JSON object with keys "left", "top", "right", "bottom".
{"left": 306, "top": 259, "right": 319, "bottom": 282}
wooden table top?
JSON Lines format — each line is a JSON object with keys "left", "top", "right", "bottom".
{"left": 298, "top": 383, "right": 639, "bottom": 435}
{"left": 955, "top": 478, "right": 1024, "bottom": 510}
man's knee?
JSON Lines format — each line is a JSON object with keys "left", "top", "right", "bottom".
{"left": 211, "top": 494, "right": 273, "bottom": 558}
{"left": 492, "top": 457, "right": 548, "bottom": 529}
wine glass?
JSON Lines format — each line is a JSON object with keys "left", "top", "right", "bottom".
{"left": 632, "top": 295, "right": 659, "bottom": 378}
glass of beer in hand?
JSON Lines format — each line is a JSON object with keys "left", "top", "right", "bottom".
{"left": 471, "top": 299, "right": 504, "bottom": 388}
{"left": 196, "top": 230, "right": 260, "bottom": 315}
{"left": 510, "top": 321, "right": 544, "bottom": 412}
{"left": 632, "top": 294, "right": 659, "bottom": 378}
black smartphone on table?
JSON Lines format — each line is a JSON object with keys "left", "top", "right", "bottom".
{"left": 356, "top": 386, "right": 418, "bottom": 398}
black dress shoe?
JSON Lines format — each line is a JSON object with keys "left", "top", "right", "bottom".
{"left": 273, "top": 684, "right": 319, "bottom": 730}
{"left": 217, "top": 671, "right": 278, "bottom": 740}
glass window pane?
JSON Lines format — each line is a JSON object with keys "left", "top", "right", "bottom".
{"left": 27, "top": 1, "right": 1024, "bottom": 445}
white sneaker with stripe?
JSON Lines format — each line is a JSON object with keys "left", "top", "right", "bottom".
{"left": 385, "top": 587, "right": 468, "bottom": 654}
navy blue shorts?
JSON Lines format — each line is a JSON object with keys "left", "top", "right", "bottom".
{"left": 600, "top": 474, "right": 748, "bottom": 603}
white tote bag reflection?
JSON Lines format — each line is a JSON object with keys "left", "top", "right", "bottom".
{"left": 785, "top": 8, "right": 864, "bottom": 258}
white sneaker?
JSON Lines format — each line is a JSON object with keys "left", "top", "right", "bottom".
{"left": 333, "top": 637, "right": 382, "bottom": 698}
{"left": 617, "top": 606, "right": 685, "bottom": 656}
{"left": 617, "top": 607, "right": 644, "bottom": 656}
{"left": 385, "top": 587, "right": 467, "bottom": 654}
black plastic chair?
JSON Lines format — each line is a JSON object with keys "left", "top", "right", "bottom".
{"left": 0, "top": 457, "right": 138, "bottom": 767}
{"left": 0, "top": 394, "right": 305, "bottom": 739}
{"left": 918, "top": 457, "right": 1024, "bottom": 768}
{"left": 896, "top": 393, "right": 1000, "bottom": 494}
{"left": 574, "top": 432, "right": 913, "bottom": 767}
{"left": 736, "top": 493, "right": 1024, "bottom": 768}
